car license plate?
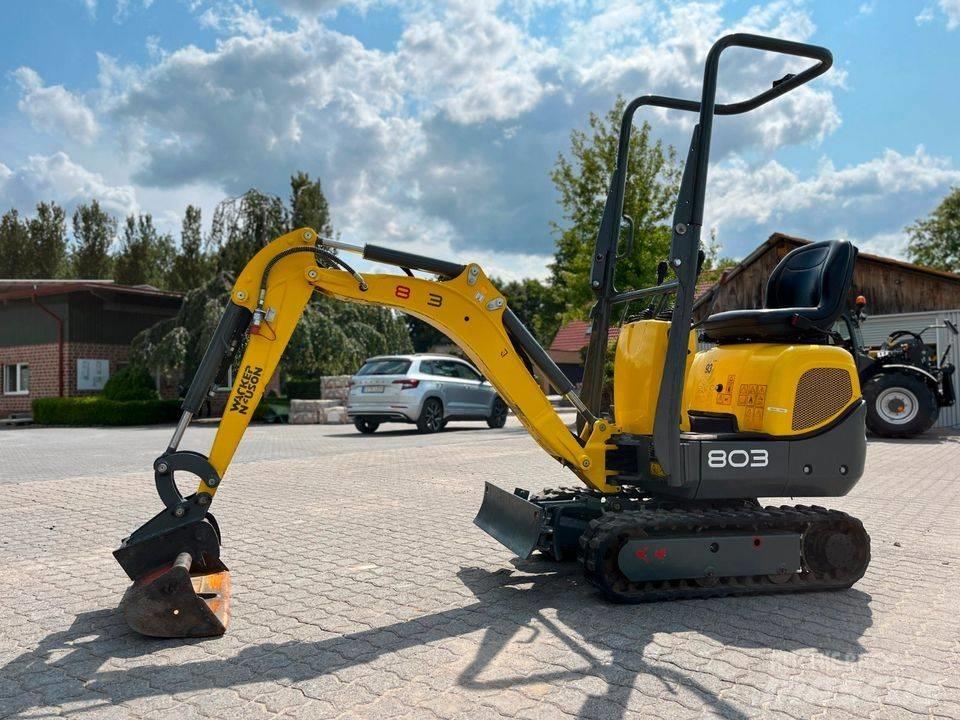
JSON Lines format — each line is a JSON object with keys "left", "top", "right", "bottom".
{"left": 362, "top": 385, "right": 385, "bottom": 393}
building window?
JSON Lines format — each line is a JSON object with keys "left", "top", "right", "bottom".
{"left": 3, "top": 363, "right": 29, "bottom": 395}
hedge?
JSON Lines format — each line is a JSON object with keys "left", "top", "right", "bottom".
{"left": 33, "top": 396, "right": 181, "bottom": 426}
{"left": 102, "top": 365, "right": 159, "bottom": 401}
{"left": 285, "top": 379, "right": 324, "bottom": 399}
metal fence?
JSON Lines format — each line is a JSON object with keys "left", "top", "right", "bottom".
{"left": 857, "top": 309, "right": 960, "bottom": 429}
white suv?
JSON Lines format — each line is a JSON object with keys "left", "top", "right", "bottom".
{"left": 346, "top": 354, "right": 508, "bottom": 433}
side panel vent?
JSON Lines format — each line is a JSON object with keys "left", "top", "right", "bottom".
{"left": 792, "top": 368, "right": 853, "bottom": 431}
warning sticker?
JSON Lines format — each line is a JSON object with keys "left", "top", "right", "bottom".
{"left": 715, "top": 374, "right": 736, "bottom": 405}
{"left": 737, "top": 383, "right": 767, "bottom": 407}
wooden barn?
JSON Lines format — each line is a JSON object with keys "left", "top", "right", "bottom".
{"left": 693, "top": 233, "right": 960, "bottom": 323}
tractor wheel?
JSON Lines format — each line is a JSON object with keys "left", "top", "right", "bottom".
{"left": 353, "top": 418, "right": 379, "bottom": 434}
{"left": 863, "top": 373, "right": 939, "bottom": 438}
{"left": 417, "top": 398, "right": 445, "bottom": 433}
{"left": 487, "top": 397, "right": 508, "bottom": 428}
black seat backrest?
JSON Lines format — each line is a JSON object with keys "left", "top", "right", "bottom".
{"left": 764, "top": 240, "right": 857, "bottom": 327}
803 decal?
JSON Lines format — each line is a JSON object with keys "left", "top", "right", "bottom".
{"left": 706, "top": 448, "right": 769, "bottom": 469}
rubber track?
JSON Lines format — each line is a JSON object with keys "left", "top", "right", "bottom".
{"left": 578, "top": 504, "right": 870, "bottom": 602}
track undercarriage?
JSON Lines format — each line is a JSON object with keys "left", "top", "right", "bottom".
{"left": 476, "top": 483, "right": 871, "bottom": 603}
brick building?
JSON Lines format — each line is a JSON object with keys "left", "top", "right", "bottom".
{"left": 0, "top": 280, "right": 182, "bottom": 417}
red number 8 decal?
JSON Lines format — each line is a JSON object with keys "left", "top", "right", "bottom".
{"left": 395, "top": 285, "right": 411, "bottom": 299}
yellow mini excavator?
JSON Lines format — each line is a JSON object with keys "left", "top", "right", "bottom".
{"left": 114, "top": 33, "right": 871, "bottom": 638}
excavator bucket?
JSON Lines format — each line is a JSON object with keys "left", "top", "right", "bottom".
{"left": 114, "top": 513, "right": 231, "bottom": 638}
{"left": 119, "top": 552, "right": 230, "bottom": 638}
{"left": 473, "top": 482, "right": 543, "bottom": 559}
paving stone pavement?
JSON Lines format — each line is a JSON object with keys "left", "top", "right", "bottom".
{"left": 1, "top": 419, "right": 958, "bottom": 719}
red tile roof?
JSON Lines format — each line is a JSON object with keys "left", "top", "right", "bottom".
{"left": 694, "top": 280, "right": 716, "bottom": 303}
{"left": 550, "top": 281, "right": 717, "bottom": 353}
{"left": 549, "top": 320, "right": 620, "bottom": 352}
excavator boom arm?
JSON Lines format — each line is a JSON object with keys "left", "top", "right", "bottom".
{"left": 199, "top": 229, "right": 618, "bottom": 497}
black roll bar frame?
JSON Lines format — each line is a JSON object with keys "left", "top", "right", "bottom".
{"left": 579, "top": 33, "right": 833, "bottom": 486}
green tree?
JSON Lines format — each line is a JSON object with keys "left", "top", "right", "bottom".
{"left": 70, "top": 200, "right": 116, "bottom": 279}
{"left": 114, "top": 213, "right": 175, "bottom": 287}
{"left": 405, "top": 317, "right": 450, "bottom": 353}
{"left": 550, "top": 97, "right": 681, "bottom": 318}
{"left": 28, "top": 202, "right": 68, "bottom": 277}
{"left": 286, "top": 298, "right": 414, "bottom": 379}
{"left": 290, "top": 171, "right": 333, "bottom": 238}
{"left": 494, "top": 276, "right": 563, "bottom": 348}
{"left": 210, "top": 189, "right": 288, "bottom": 278}
{"left": 131, "top": 171, "right": 414, "bottom": 391}
{"left": 169, "top": 205, "right": 213, "bottom": 291}
{"left": 131, "top": 273, "right": 234, "bottom": 391}
{"left": 907, "top": 187, "right": 960, "bottom": 272}
{"left": 0, "top": 209, "right": 31, "bottom": 278}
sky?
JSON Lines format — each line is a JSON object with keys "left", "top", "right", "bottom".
{"left": 0, "top": 0, "right": 959, "bottom": 280}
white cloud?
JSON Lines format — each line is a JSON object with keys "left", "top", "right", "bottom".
{"left": 272, "top": 0, "right": 343, "bottom": 16}
{"left": 562, "top": 0, "right": 841, "bottom": 155}
{"left": 856, "top": 231, "right": 910, "bottom": 259}
{"left": 0, "top": 152, "right": 138, "bottom": 218}
{"left": 13, "top": 68, "right": 100, "bottom": 145}
{"left": 706, "top": 147, "right": 960, "bottom": 259}
{"left": 339, "top": 187, "right": 554, "bottom": 281}
{"left": 105, "top": 24, "right": 410, "bottom": 191}
{"left": 88, "top": 0, "right": 847, "bottom": 267}
{"left": 917, "top": 0, "right": 960, "bottom": 29}
{"left": 6, "top": 0, "right": 952, "bottom": 281}
{"left": 397, "top": 1, "right": 559, "bottom": 124}
{"left": 6, "top": 0, "right": 934, "bottom": 279}
{"left": 197, "top": 3, "right": 276, "bottom": 35}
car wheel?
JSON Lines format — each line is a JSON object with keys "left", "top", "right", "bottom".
{"left": 354, "top": 418, "right": 380, "bottom": 434}
{"left": 487, "top": 397, "right": 508, "bottom": 428}
{"left": 417, "top": 398, "right": 444, "bottom": 433}
{"left": 863, "top": 373, "right": 939, "bottom": 438}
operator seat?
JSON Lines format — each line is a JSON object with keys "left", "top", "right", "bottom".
{"left": 701, "top": 239, "right": 857, "bottom": 344}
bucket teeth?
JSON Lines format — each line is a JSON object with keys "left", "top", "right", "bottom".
{"left": 119, "top": 552, "right": 230, "bottom": 638}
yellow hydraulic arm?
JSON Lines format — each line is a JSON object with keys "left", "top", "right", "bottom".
{"left": 197, "top": 228, "right": 620, "bottom": 497}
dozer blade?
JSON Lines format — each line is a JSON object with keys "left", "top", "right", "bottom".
{"left": 473, "top": 482, "right": 543, "bottom": 559}
{"left": 119, "top": 552, "right": 230, "bottom": 638}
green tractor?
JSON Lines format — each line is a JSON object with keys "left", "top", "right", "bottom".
{"left": 837, "top": 297, "right": 957, "bottom": 437}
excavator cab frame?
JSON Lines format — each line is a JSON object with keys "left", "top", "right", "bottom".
{"left": 113, "top": 34, "right": 868, "bottom": 638}
{"left": 580, "top": 34, "right": 834, "bottom": 484}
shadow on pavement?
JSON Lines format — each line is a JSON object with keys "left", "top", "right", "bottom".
{"left": 0, "top": 563, "right": 872, "bottom": 720}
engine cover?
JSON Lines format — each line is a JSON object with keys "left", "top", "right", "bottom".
{"left": 683, "top": 342, "right": 860, "bottom": 437}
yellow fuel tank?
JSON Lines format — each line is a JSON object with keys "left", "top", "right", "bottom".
{"left": 613, "top": 320, "right": 695, "bottom": 435}
{"left": 682, "top": 343, "right": 861, "bottom": 436}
